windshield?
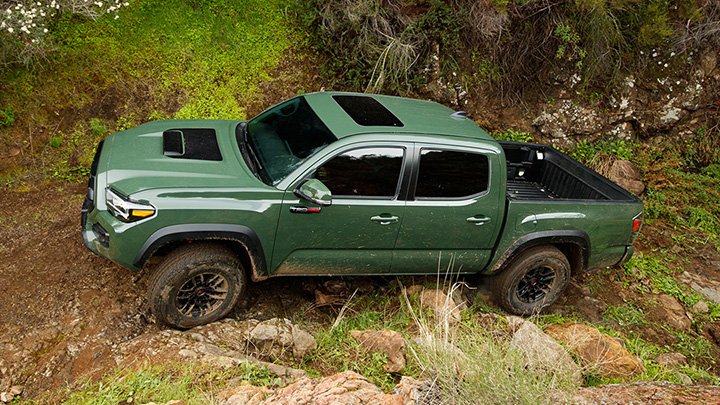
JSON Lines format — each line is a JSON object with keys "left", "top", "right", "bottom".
{"left": 245, "top": 96, "right": 336, "bottom": 184}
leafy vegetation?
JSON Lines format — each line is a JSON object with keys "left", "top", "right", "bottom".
{"left": 303, "top": 291, "right": 412, "bottom": 390}
{"left": 568, "top": 139, "right": 635, "bottom": 165}
{"left": 0, "top": 105, "right": 14, "bottom": 128}
{"left": 493, "top": 128, "right": 534, "bottom": 143}
{"left": 294, "top": 0, "right": 720, "bottom": 96}
{"left": 0, "top": 0, "right": 294, "bottom": 187}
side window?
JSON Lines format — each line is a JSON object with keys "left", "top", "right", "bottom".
{"left": 415, "top": 149, "right": 489, "bottom": 198}
{"left": 315, "top": 147, "right": 404, "bottom": 198}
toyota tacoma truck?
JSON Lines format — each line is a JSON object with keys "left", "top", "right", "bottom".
{"left": 81, "top": 92, "right": 643, "bottom": 329}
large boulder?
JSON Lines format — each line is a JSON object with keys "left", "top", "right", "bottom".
{"left": 350, "top": 330, "right": 406, "bottom": 373}
{"left": 607, "top": 160, "right": 645, "bottom": 195}
{"left": 648, "top": 295, "right": 692, "bottom": 331}
{"left": 574, "top": 381, "right": 720, "bottom": 404}
{"left": 545, "top": 323, "right": 645, "bottom": 378}
{"left": 220, "top": 371, "right": 404, "bottom": 405}
{"left": 507, "top": 317, "right": 582, "bottom": 384}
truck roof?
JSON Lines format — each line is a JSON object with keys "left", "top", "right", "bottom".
{"left": 303, "top": 92, "right": 495, "bottom": 141}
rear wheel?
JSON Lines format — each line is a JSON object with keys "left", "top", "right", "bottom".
{"left": 148, "top": 243, "right": 245, "bottom": 329}
{"left": 492, "top": 245, "right": 570, "bottom": 315}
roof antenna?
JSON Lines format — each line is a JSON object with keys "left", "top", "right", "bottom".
{"left": 450, "top": 111, "right": 468, "bottom": 120}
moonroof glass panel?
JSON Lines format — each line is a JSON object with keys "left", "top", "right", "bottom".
{"left": 332, "top": 95, "right": 404, "bottom": 127}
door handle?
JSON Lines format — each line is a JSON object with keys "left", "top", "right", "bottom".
{"left": 466, "top": 216, "right": 491, "bottom": 225}
{"left": 370, "top": 215, "right": 399, "bottom": 225}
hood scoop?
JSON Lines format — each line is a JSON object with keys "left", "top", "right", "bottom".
{"left": 162, "top": 128, "right": 222, "bottom": 161}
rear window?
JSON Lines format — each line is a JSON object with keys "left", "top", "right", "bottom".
{"left": 415, "top": 149, "right": 489, "bottom": 198}
{"left": 333, "top": 95, "right": 403, "bottom": 127}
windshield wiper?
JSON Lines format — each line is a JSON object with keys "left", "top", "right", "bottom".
{"left": 240, "top": 123, "right": 273, "bottom": 184}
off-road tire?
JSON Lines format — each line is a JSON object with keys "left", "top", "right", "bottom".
{"left": 492, "top": 245, "right": 570, "bottom": 316}
{"left": 148, "top": 243, "right": 245, "bottom": 329}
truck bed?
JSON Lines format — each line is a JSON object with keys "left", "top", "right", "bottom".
{"left": 500, "top": 141, "right": 635, "bottom": 201}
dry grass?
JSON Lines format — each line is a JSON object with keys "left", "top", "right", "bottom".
{"left": 403, "top": 282, "right": 580, "bottom": 405}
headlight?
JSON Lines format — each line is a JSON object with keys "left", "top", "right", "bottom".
{"left": 106, "top": 188, "right": 156, "bottom": 222}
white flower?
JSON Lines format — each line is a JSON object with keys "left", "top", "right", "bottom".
{"left": 114, "top": 14, "right": 119, "bottom": 19}
{"left": 7, "top": 27, "right": 13, "bottom": 33}
{"left": 43, "top": 28, "right": 48, "bottom": 33}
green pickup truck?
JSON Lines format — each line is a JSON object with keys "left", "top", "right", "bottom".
{"left": 82, "top": 92, "right": 643, "bottom": 329}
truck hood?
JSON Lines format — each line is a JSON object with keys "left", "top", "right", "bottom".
{"left": 101, "top": 120, "right": 261, "bottom": 195}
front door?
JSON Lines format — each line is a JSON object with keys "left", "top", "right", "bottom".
{"left": 393, "top": 145, "right": 504, "bottom": 273}
{"left": 271, "top": 145, "right": 408, "bottom": 275}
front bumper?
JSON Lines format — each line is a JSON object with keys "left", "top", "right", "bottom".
{"left": 81, "top": 204, "right": 144, "bottom": 271}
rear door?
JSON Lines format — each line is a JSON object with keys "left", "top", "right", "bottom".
{"left": 271, "top": 143, "right": 410, "bottom": 275}
{"left": 392, "top": 144, "right": 504, "bottom": 273}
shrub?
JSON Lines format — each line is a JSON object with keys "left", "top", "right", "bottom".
{"left": 493, "top": 128, "right": 533, "bottom": 143}
{"left": 0, "top": 0, "right": 131, "bottom": 66}
{"left": 0, "top": 105, "right": 14, "bottom": 128}
{"left": 293, "top": 0, "right": 461, "bottom": 94}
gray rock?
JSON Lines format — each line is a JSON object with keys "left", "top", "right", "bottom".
{"left": 290, "top": 324, "right": 316, "bottom": 359}
{"left": 691, "top": 283, "right": 720, "bottom": 305}
{"left": 655, "top": 352, "right": 688, "bottom": 368}
{"left": 692, "top": 301, "right": 709, "bottom": 314}
{"left": 676, "top": 373, "right": 693, "bottom": 385}
{"left": 508, "top": 318, "right": 582, "bottom": 384}
{"left": 248, "top": 318, "right": 316, "bottom": 360}
{"left": 394, "top": 376, "right": 442, "bottom": 405}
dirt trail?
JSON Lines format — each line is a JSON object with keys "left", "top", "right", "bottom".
{"left": 0, "top": 186, "right": 149, "bottom": 396}
{"left": 0, "top": 186, "right": 321, "bottom": 398}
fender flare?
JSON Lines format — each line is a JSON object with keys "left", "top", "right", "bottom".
{"left": 134, "top": 224, "right": 268, "bottom": 280}
{"left": 488, "top": 230, "right": 590, "bottom": 274}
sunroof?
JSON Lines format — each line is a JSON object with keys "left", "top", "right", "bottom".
{"left": 332, "top": 95, "right": 404, "bottom": 127}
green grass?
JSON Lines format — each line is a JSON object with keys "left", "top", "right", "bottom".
{"left": 492, "top": 128, "right": 534, "bottom": 143}
{"left": 621, "top": 253, "right": 720, "bottom": 324}
{"left": 604, "top": 303, "right": 647, "bottom": 327}
{"left": 302, "top": 292, "right": 412, "bottom": 391}
{"left": 0, "top": 0, "right": 294, "bottom": 187}
{"left": 567, "top": 139, "right": 635, "bottom": 165}
{"left": 52, "top": 361, "right": 278, "bottom": 404}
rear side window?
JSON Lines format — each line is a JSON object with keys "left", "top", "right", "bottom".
{"left": 415, "top": 149, "right": 489, "bottom": 198}
{"left": 315, "top": 147, "right": 404, "bottom": 198}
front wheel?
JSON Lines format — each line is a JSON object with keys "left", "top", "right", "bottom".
{"left": 148, "top": 243, "right": 245, "bottom": 329}
{"left": 492, "top": 245, "right": 570, "bottom": 316}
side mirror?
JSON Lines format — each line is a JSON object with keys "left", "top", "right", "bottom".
{"left": 295, "top": 179, "right": 332, "bottom": 207}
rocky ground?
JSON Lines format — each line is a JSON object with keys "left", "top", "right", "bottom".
{"left": 1, "top": 182, "right": 720, "bottom": 403}
{"left": 1, "top": 47, "right": 720, "bottom": 403}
